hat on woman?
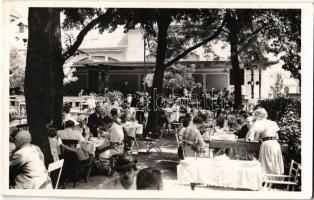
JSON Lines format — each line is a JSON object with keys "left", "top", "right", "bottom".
{"left": 114, "top": 154, "right": 137, "bottom": 172}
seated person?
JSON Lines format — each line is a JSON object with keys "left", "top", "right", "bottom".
{"left": 111, "top": 108, "right": 122, "bottom": 125}
{"left": 178, "top": 114, "right": 192, "bottom": 141}
{"left": 9, "top": 129, "right": 19, "bottom": 158}
{"left": 182, "top": 117, "right": 208, "bottom": 157}
{"left": 99, "top": 154, "right": 137, "bottom": 190}
{"left": 98, "top": 116, "right": 124, "bottom": 161}
{"left": 10, "top": 131, "right": 52, "bottom": 189}
{"left": 57, "top": 120, "right": 86, "bottom": 145}
{"left": 136, "top": 167, "right": 163, "bottom": 190}
{"left": 189, "top": 108, "right": 199, "bottom": 119}
{"left": 87, "top": 104, "right": 105, "bottom": 137}
{"left": 211, "top": 116, "right": 237, "bottom": 141}
{"left": 63, "top": 103, "right": 78, "bottom": 125}
{"left": 48, "top": 128, "right": 76, "bottom": 162}
{"left": 213, "top": 116, "right": 228, "bottom": 136}
{"left": 76, "top": 115, "right": 91, "bottom": 139}
{"left": 235, "top": 116, "right": 254, "bottom": 139}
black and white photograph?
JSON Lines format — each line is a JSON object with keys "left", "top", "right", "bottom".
{"left": 1, "top": 1, "right": 313, "bottom": 199}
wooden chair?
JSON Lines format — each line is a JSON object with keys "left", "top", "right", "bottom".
{"left": 48, "top": 159, "right": 64, "bottom": 189}
{"left": 263, "top": 160, "right": 301, "bottom": 191}
{"left": 143, "top": 131, "right": 164, "bottom": 153}
{"left": 61, "top": 139, "right": 91, "bottom": 188}
{"left": 123, "top": 127, "right": 139, "bottom": 154}
{"left": 61, "top": 139, "right": 78, "bottom": 155}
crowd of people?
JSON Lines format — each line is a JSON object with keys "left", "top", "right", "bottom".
{"left": 9, "top": 90, "right": 284, "bottom": 189}
{"left": 9, "top": 93, "right": 164, "bottom": 189}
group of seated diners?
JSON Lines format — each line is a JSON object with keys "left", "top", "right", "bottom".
{"left": 177, "top": 107, "right": 284, "bottom": 176}
{"left": 9, "top": 102, "right": 146, "bottom": 189}
{"left": 10, "top": 131, "right": 162, "bottom": 190}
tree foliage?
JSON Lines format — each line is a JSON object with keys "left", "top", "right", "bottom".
{"left": 9, "top": 48, "right": 25, "bottom": 89}
{"left": 270, "top": 73, "right": 285, "bottom": 98}
{"left": 259, "top": 9, "right": 301, "bottom": 81}
{"left": 143, "top": 63, "right": 198, "bottom": 91}
{"left": 63, "top": 58, "right": 78, "bottom": 85}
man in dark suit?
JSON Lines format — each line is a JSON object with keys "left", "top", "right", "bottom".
{"left": 87, "top": 104, "right": 105, "bottom": 137}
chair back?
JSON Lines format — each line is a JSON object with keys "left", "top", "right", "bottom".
{"left": 48, "top": 159, "right": 64, "bottom": 189}
{"left": 61, "top": 139, "right": 79, "bottom": 155}
{"left": 122, "top": 128, "right": 132, "bottom": 153}
{"left": 288, "top": 160, "right": 301, "bottom": 188}
{"left": 62, "top": 139, "right": 78, "bottom": 149}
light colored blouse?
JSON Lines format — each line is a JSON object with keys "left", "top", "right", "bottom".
{"left": 246, "top": 119, "right": 280, "bottom": 141}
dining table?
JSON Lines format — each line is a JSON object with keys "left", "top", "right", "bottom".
{"left": 177, "top": 157, "right": 263, "bottom": 190}
{"left": 81, "top": 137, "right": 110, "bottom": 156}
{"left": 122, "top": 122, "right": 143, "bottom": 137}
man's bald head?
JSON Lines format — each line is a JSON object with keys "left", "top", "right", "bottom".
{"left": 15, "top": 130, "right": 32, "bottom": 148}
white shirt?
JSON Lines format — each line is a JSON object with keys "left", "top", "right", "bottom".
{"left": 183, "top": 124, "right": 206, "bottom": 149}
{"left": 48, "top": 137, "right": 62, "bottom": 161}
{"left": 109, "top": 123, "right": 124, "bottom": 144}
{"left": 57, "top": 128, "right": 85, "bottom": 143}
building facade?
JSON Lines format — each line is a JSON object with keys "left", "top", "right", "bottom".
{"left": 67, "top": 27, "right": 275, "bottom": 100}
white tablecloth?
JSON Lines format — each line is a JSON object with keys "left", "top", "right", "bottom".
{"left": 122, "top": 123, "right": 143, "bottom": 137}
{"left": 177, "top": 157, "right": 263, "bottom": 190}
{"left": 82, "top": 137, "right": 109, "bottom": 155}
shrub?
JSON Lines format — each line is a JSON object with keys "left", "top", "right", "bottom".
{"left": 257, "top": 97, "right": 299, "bottom": 121}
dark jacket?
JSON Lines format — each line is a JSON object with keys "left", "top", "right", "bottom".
{"left": 235, "top": 124, "right": 249, "bottom": 139}
{"left": 87, "top": 113, "right": 104, "bottom": 137}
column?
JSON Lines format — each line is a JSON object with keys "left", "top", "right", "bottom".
{"left": 250, "top": 68, "right": 254, "bottom": 99}
{"left": 137, "top": 74, "right": 142, "bottom": 92}
{"left": 98, "top": 69, "right": 102, "bottom": 94}
{"left": 258, "top": 66, "right": 262, "bottom": 99}
{"left": 202, "top": 74, "right": 206, "bottom": 91}
{"left": 104, "top": 67, "right": 109, "bottom": 94}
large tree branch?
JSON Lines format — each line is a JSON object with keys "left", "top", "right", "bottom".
{"left": 237, "top": 24, "right": 271, "bottom": 55}
{"left": 61, "top": 10, "right": 111, "bottom": 63}
{"left": 238, "top": 23, "right": 267, "bottom": 45}
{"left": 165, "top": 19, "right": 226, "bottom": 67}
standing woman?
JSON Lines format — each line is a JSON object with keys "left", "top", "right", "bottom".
{"left": 247, "top": 108, "right": 284, "bottom": 174}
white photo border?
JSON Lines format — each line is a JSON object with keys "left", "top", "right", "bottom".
{"left": 1, "top": 1, "right": 313, "bottom": 199}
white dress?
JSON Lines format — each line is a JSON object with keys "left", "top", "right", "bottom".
{"left": 252, "top": 119, "right": 284, "bottom": 174}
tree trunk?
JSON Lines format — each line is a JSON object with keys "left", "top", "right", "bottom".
{"left": 25, "top": 8, "right": 63, "bottom": 166}
{"left": 145, "top": 11, "right": 171, "bottom": 134}
{"left": 226, "top": 11, "right": 242, "bottom": 110}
